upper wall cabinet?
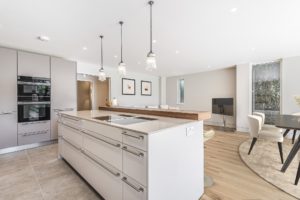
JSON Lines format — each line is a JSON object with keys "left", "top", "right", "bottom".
{"left": 50, "top": 57, "right": 77, "bottom": 139}
{"left": 18, "top": 51, "right": 50, "bottom": 78}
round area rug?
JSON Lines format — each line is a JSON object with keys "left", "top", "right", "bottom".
{"left": 239, "top": 139, "right": 300, "bottom": 199}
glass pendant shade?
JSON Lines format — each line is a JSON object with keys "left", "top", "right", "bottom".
{"left": 98, "top": 68, "right": 106, "bottom": 81}
{"left": 118, "top": 62, "right": 127, "bottom": 76}
{"left": 146, "top": 52, "right": 156, "bottom": 71}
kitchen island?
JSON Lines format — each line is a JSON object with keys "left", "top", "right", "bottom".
{"left": 58, "top": 110, "right": 208, "bottom": 200}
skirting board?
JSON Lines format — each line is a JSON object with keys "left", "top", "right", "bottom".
{"left": 0, "top": 139, "right": 58, "bottom": 155}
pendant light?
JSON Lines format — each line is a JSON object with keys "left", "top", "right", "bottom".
{"left": 118, "top": 21, "right": 126, "bottom": 76}
{"left": 146, "top": 0, "right": 157, "bottom": 71}
{"left": 98, "top": 35, "right": 106, "bottom": 81}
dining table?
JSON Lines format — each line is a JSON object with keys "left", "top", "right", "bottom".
{"left": 274, "top": 115, "right": 300, "bottom": 172}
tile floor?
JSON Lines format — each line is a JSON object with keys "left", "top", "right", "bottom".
{"left": 0, "top": 143, "right": 102, "bottom": 200}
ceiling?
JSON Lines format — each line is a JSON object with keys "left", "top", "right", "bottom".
{"left": 0, "top": 0, "right": 300, "bottom": 77}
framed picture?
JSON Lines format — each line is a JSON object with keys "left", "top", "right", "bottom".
{"left": 122, "top": 78, "right": 136, "bottom": 95}
{"left": 141, "top": 81, "right": 152, "bottom": 96}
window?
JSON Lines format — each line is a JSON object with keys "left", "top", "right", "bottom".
{"left": 177, "top": 79, "right": 185, "bottom": 104}
{"left": 252, "top": 61, "right": 281, "bottom": 124}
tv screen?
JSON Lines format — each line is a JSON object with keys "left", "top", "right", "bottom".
{"left": 212, "top": 98, "right": 234, "bottom": 116}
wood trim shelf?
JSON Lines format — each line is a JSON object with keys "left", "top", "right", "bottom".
{"left": 99, "top": 106, "right": 211, "bottom": 121}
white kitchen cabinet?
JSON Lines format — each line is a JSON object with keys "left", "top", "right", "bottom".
{"left": 18, "top": 51, "right": 50, "bottom": 78}
{"left": 51, "top": 57, "right": 77, "bottom": 139}
{"left": 83, "top": 130, "right": 122, "bottom": 170}
{"left": 58, "top": 113, "right": 204, "bottom": 200}
{"left": 123, "top": 145, "right": 147, "bottom": 186}
{"left": 0, "top": 47, "right": 17, "bottom": 149}
{"left": 81, "top": 150, "right": 123, "bottom": 200}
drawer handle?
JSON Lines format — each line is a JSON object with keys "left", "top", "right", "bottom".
{"left": 0, "top": 111, "right": 14, "bottom": 115}
{"left": 62, "top": 115, "right": 80, "bottom": 122}
{"left": 22, "top": 130, "right": 48, "bottom": 136}
{"left": 122, "top": 132, "right": 144, "bottom": 140}
{"left": 122, "top": 177, "right": 144, "bottom": 193}
{"left": 83, "top": 130, "right": 121, "bottom": 148}
{"left": 122, "top": 146, "right": 144, "bottom": 157}
{"left": 62, "top": 123, "right": 81, "bottom": 132}
{"left": 82, "top": 150, "right": 121, "bottom": 177}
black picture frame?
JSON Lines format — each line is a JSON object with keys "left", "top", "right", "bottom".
{"left": 122, "top": 78, "right": 136, "bottom": 95}
{"left": 141, "top": 81, "right": 152, "bottom": 96}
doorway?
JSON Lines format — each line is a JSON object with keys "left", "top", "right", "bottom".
{"left": 77, "top": 74, "right": 110, "bottom": 111}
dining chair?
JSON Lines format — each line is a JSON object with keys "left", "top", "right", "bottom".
{"left": 253, "top": 112, "right": 279, "bottom": 131}
{"left": 248, "top": 115, "right": 284, "bottom": 164}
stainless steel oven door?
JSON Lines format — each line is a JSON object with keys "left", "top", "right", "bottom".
{"left": 18, "top": 102, "right": 50, "bottom": 123}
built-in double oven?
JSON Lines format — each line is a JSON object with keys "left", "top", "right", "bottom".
{"left": 17, "top": 76, "right": 51, "bottom": 123}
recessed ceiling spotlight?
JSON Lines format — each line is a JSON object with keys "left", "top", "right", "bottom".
{"left": 137, "top": 61, "right": 141, "bottom": 65}
{"left": 114, "top": 55, "right": 118, "bottom": 58}
{"left": 152, "top": 39, "right": 157, "bottom": 44}
{"left": 230, "top": 7, "right": 238, "bottom": 13}
{"left": 175, "top": 50, "right": 180, "bottom": 54}
{"left": 37, "top": 35, "right": 50, "bottom": 42}
{"left": 251, "top": 47, "right": 256, "bottom": 51}
{"left": 207, "top": 65, "right": 211, "bottom": 68}
{"left": 82, "top": 46, "right": 87, "bottom": 51}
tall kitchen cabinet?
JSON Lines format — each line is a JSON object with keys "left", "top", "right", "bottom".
{"left": 0, "top": 48, "right": 18, "bottom": 149}
{"left": 50, "top": 57, "right": 77, "bottom": 139}
{"left": 17, "top": 51, "right": 50, "bottom": 77}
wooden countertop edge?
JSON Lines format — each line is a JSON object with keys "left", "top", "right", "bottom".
{"left": 99, "top": 106, "right": 211, "bottom": 121}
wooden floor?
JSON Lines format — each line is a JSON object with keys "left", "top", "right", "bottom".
{"left": 200, "top": 129, "right": 297, "bottom": 200}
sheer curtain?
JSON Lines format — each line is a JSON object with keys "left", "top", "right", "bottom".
{"left": 252, "top": 61, "right": 281, "bottom": 124}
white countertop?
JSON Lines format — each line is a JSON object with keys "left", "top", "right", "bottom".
{"left": 60, "top": 110, "right": 199, "bottom": 134}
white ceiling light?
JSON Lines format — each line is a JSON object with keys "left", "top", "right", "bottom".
{"left": 37, "top": 35, "right": 50, "bottom": 42}
{"left": 230, "top": 8, "right": 238, "bottom": 13}
{"left": 146, "top": 1, "right": 157, "bottom": 71}
{"left": 98, "top": 35, "right": 106, "bottom": 81}
{"left": 152, "top": 39, "right": 157, "bottom": 43}
{"left": 175, "top": 50, "right": 180, "bottom": 54}
{"left": 114, "top": 55, "right": 118, "bottom": 58}
{"left": 82, "top": 46, "right": 87, "bottom": 51}
{"left": 118, "top": 21, "right": 126, "bottom": 77}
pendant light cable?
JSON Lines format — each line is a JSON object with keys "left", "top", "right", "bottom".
{"left": 100, "top": 35, "right": 104, "bottom": 70}
{"left": 149, "top": 1, "right": 153, "bottom": 53}
{"left": 120, "top": 21, "right": 123, "bottom": 63}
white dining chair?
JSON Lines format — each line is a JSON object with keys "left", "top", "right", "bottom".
{"left": 253, "top": 112, "right": 279, "bottom": 131}
{"left": 248, "top": 115, "right": 284, "bottom": 163}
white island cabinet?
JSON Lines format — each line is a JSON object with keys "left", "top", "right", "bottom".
{"left": 58, "top": 110, "right": 204, "bottom": 200}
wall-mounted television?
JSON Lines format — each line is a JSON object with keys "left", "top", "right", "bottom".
{"left": 212, "top": 98, "right": 234, "bottom": 116}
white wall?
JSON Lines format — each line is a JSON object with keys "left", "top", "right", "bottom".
{"left": 236, "top": 64, "right": 252, "bottom": 132}
{"left": 77, "top": 62, "right": 160, "bottom": 107}
{"left": 281, "top": 56, "right": 300, "bottom": 114}
{"left": 236, "top": 56, "right": 300, "bottom": 132}
{"left": 166, "top": 67, "right": 236, "bottom": 128}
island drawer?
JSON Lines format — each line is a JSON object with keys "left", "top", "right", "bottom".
{"left": 82, "top": 120, "right": 122, "bottom": 142}
{"left": 61, "top": 137, "right": 84, "bottom": 175}
{"left": 122, "top": 130, "right": 147, "bottom": 151}
{"left": 122, "top": 145, "right": 147, "bottom": 186}
{"left": 82, "top": 129, "right": 122, "bottom": 171}
{"left": 81, "top": 149, "right": 123, "bottom": 200}
{"left": 59, "top": 123, "right": 83, "bottom": 148}
{"left": 61, "top": 115, "right": 81, "bottom": 129}
{"left": 123, "top": 175, "right": 147, "bottom": 200}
